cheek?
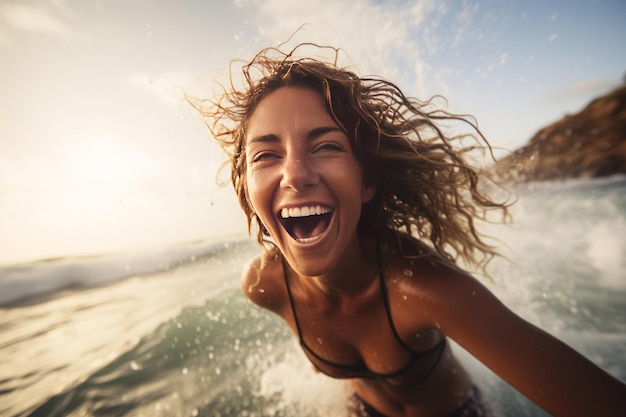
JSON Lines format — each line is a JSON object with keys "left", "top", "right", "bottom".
{"left": 337, "top": 162, "right": 367, "bottom": 195}
{"left": 245, "top": 170, "right": 270, "bottom": 215}
{"left": 244, "top": 174, "right": 257, "bottom": 209}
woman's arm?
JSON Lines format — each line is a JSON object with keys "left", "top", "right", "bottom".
{"left": 424, "top": 268, "right": 626, "bottom": 417}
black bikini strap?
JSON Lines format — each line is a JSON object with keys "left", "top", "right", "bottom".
{"left": 376, "top": 242, "right": 416, "bottom": 354}
{"left": 377, "top": 242, "right": 443, "bottom": 357}
{"left": 282, "top": 256, "right": 305, "bottom": 342}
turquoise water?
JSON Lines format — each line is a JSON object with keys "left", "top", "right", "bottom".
{"left": 1, "top": 176, "right": 625, "bottom": 416}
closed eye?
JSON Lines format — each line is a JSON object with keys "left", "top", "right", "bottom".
{"left": 313, "top": 142, "right": 346, "bottom": 153}
{"left": 251, "top": 151, "right": 280, "bottom": 163}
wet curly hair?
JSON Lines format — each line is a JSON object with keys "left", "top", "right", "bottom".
{"left": 189, "top": 43, "right": 510, "bottom": 273}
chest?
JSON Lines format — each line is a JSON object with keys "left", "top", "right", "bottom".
{"left": 284, "top": 283, "right": 442, "bottom": 379}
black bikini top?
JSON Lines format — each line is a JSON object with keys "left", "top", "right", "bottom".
{"left": 282, "top": 254, "right": 446, "bottom": 388}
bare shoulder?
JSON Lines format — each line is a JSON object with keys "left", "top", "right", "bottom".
{"left": 384, "top": 241, "right": 626, "bottom": 415}
{"left": 383, "top": 246, "right": 512, "bottom": 335}
{"left": 241, "top": 248, "right": 288, "bottom": 314}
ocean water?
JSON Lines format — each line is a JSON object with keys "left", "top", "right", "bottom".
{"left": 1, "top": 176, "right": 625, "bottom": 417}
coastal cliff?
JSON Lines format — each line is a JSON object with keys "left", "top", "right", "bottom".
{"left": 489, "top": 83, "right": 626, "bottom": 184}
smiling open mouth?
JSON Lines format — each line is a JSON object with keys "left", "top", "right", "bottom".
{"left": 279, "top": 205, "right": 333, "bottom": 243}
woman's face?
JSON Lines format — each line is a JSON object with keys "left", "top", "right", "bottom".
{"left": 244, "top": 87, "right": 375, "bottom": 276}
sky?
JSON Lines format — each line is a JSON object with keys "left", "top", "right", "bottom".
{"left": 1, "top": 0, "right": 624, "bottom": 265}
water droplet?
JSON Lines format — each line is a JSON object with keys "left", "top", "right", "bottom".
{"left": 129, "top": 361, "right": 140, "bottom": 371}
{"left": 215, "top": 367, "right": 221, "bottom": 375}
{"left": 403, "top": 269, "right": 413, "bottom": 277}
{"left": 316, "top": 337, "right": 323, "bottom": 344}
{"left": 402, "top": 295, "right": 408, "bottom": 300}
{"left": 182, "top": 367, "right": 188, "bottom": 375}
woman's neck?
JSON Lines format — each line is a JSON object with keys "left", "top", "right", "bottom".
{"left": 295, "top": 235, "right": 379, "bottom": 299}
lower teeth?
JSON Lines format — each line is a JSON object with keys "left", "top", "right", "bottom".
{"left": 296, "top": 235, "right": 320, "bottom": 243}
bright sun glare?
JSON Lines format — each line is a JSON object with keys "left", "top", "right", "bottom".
{"left": 70, "top": 136, "right": 151, "bottom": 184}
{"left": 60, "top": 135, "right": 155, "bottom": 217}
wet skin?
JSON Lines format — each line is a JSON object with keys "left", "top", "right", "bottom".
{"left": 240, "top": 87, "right": 626, "bottom": 416}
{"left": 244, "top": 87, "right": 376, "bottom": 280}
{"left": 243, "top": 87, "right": 475, "bottom": 416}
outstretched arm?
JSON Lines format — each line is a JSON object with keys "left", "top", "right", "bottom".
{"left": 427, "top": 269, "right": 626, "bottom": 417}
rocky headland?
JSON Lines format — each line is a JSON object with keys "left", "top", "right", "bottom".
{"left": 488, "top": 83, "right": 626, "bottom": 185}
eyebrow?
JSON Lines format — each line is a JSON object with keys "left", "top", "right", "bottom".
{"left": 307, "top": 126, "right": 345, "bottom": 140}
{"left": 247, "top": 126, "right": 345, "bottom": 145}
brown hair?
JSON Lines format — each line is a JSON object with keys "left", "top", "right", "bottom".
{"left": 189, "top": 43, "right": 511, "bottom": 273}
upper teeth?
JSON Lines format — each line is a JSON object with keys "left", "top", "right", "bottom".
{"left": 281, "top": 205, "right": 331, "bottom": 219}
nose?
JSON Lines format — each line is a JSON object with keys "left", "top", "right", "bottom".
{"left": 280, "top": 151, "right": 318, "bottom": 191}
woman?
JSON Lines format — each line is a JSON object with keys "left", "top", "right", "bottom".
{"left": 192, "top": 44, "right": 626, "bottom": 416}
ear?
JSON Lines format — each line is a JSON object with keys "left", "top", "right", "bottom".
{"left": 361, "top": 183, "right": 376, "bottom": 204}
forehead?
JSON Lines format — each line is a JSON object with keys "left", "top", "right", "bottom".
{"left": 246, "top": 87, "right": 338, "bottom": 141}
